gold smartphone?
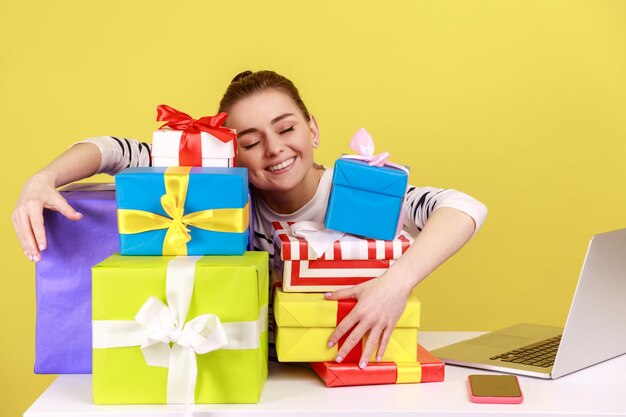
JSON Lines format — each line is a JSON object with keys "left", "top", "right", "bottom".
{"left": 467, "top": 375, "right": 524, "bottom": 404}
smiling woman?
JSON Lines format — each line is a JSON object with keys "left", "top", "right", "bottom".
{"left": 225, "top": 89, "right": 323, "bottom": 214}
{"left": 219, "top": 71, "right": 323, "bottom": 214}
{"left": 12, "top": 69, "right": 487, "bottom": 369}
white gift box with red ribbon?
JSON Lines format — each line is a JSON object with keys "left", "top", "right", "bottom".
{"left": 272, "top": 221, "right": 413, "bottom": 292}
{"left": 152, "top": 129, "right": 236, "bottom": 167}
{"left": 150, "top": 106, "right": 238, "bottom": 168}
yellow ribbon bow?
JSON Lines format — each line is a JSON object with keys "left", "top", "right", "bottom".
{"left": 118, "top": 166, "right": 249, "bottom": 255}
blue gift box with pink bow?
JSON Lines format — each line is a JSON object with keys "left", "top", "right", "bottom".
{"left": 324, "top": 129, "right": 409, "bottom": 241}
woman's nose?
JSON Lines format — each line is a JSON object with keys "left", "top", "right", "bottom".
{"left": 264, "top": 134, "right": 284, "bottom": 157}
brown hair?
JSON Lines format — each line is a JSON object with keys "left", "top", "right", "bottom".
{"left": 219, "top": 70, "right": 311, "bottom": 120}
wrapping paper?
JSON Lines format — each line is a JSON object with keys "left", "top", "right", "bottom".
{"left": 115, "top": 166, "right": 249, "bottom": 256}
{"left": 311, "top": 345, "right": 445, "bottom": 387}
{"left": 151, "top": 105, "right": 237, "bottom": 167}
{"left": 152, "top": 129, "right": 236, "bottom": 167}
{"left": 325, "top": 158, "right": 409, "bottom": 241}
{"left": 34, "top": 183, "right": 118, "bottom": 374}
{"left": 272, "top": 221, "right": 413, "bottom": 292}
{"left": 274, "top": 289, "right": 420, "bottom": 362}
{"left": 92, "top": 252, "right": 269, "bottom": 404}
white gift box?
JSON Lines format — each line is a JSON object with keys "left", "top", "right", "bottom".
{"left": 151, "top": 128, "right": 236, "bottom": 167}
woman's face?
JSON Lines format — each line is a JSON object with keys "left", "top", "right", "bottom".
{"left": 226, "top": 89, "right": 319, "bottom": 193}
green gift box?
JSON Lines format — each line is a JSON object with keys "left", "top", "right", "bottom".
{"left": 92, "top": 252, "right": 268, "bottom": 404}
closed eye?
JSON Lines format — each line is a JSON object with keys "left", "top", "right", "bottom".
{"left": 241, "top": 142, "right": 260, "bottom": 150}
{"left": 280, "top": 126, "right": 294, "bottom": 134}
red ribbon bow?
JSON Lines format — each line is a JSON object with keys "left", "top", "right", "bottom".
{"left": 156, "top": 104, "right": 237, "bottom": 166}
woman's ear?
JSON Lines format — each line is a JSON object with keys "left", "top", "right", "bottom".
{"left": 309, "top": 115, "right": 320, "bottom": 148}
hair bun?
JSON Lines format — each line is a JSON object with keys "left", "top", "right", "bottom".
{"left": 231, "top": 70, "right": 253, "bottom": 83}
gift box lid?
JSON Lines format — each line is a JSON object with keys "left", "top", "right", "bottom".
{"left": 59, "top": 182, "right": 116, "bottom": 192}
{"left": 116, "top": 166, "right": 249, "bottom": 211}
{"left": 92, "top": 252, "right": 268, "bottom": 323}
{"left": 333, "top": 158, "right": 408, "bottom": 197}
{"left": 272, "top": 221, "right": 413, "bottom": 261}
{"left": 151, "top": 129, "right": 236, "bottom": 158}
{"left": 274, "top": 289, "right": 420, "bottom": 328}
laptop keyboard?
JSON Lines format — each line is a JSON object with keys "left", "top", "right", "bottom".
{"left": 489, "top": 335, "right": 562, "bottom": 368}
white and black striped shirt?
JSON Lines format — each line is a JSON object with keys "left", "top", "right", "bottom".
{"left": 78, "top": 136, "right": 488, "bottom": 260}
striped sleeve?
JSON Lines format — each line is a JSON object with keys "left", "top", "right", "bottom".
{"left": 73, "top": 136, "right": 152, "bottom": 175}
{"left": 403, "top": 186, "right": 488, "bottom": 237}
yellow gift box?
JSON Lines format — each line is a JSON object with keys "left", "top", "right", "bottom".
{"left": 274, "top": 289, "right": 420, "bottom": 362}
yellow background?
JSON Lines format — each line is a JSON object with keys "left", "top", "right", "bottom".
{"left": 1, "top": 0, "right": 625, "bottom": 415}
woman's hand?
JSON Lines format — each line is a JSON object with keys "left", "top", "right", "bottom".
{"left": 12, "top": 142, "right": 105, "bottom": 261}
{"left": 325, "top": 207, "right": 479, "bottom": 368}
{"left": 12, "top": 173, "right": 82, "bottom": 262}
{"left": 324, "top": 269, "right": 413, "bottom": 368}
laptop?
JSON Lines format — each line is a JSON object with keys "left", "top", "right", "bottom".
{"left": 431, "top": 228, "right": 626, "bottom": 379}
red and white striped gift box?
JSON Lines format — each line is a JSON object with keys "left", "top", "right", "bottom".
{"left": 272, "top": 221, "right": 413, "bottom": 292}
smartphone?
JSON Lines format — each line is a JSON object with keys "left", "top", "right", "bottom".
{"left": 467, "top": 374, "right": 524, "bottom": 404}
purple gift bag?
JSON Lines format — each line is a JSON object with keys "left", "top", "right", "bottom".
{"left": 34, "top": 183, "right": 118, "bottom": 374}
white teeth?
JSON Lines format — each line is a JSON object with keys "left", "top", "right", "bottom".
{"left": 268, "top": 157, "right": 295, "bottom": 172}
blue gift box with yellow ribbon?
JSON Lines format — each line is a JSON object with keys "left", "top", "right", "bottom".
{"left": 115, "top": 166, "right": 249, "bottom": 256}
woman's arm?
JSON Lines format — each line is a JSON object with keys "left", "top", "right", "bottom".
{"left": 13, "top": 143, "right": 103, "bottom": 262}
{"left": 12, "top": 137, "right": 151, "bottom": 262}
{"left": 325, "top": 187, "right": 487, "bottom": 367}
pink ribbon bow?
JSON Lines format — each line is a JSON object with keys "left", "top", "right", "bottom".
{"left": 342, "top": 128, "right": 408, "bottom": 173}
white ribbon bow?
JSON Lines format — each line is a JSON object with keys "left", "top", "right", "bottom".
{"left": 93, "top": 256, "right": 267, "bottom": 409}
{"left": 290, "top": 221, "right": 366, "bottom": 258}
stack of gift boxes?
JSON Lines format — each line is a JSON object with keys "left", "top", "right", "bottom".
{"left": 271, "top": 128, "right": 445, "bottom": 387}
{"left": 32, "top": 111, "right": 443, "bottom": 407}
{"left": 35, "top": 106, "right": 269, "bottom": 405}
{"left": 92, "top": 106, "right": 269, "bottom": 405}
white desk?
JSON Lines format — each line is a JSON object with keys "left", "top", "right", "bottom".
{"left": 24, "top": 332, "right": 626, "bottom": 417}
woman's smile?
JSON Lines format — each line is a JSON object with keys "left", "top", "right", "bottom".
{"left": 267, "top": 156, "right": 296, "bottom": 173}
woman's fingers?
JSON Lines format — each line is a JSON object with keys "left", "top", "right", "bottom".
{"left": 13, "top": 201, "right": 42, "bottom": 261}
{"left": 28, "top": 206, "right": 47, "bottom": 255}
{"left": 13, "top": 188, "right": 82, "bottom": 261}
{"left": 375, "top": 326, "right": 394, "bottom": 361}
{"left": 48, "top": 192, "right": 82, "bottom": 221}
{"left": 334, "top": 318, "right": 370, "bottom": 364}
{"left": 359, "top": 325, "right": 385, "bottom": 367}
{"left": 328, "top": 310, "right": 358, "bottom": 351}
{"left": 324, "top": 286, "right": 357, "bottom": 301}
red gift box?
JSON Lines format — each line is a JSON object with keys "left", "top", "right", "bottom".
{"left": 272, "top": 221, "right": 413, "bottom": 292}
{"left": 311, "top": 345, "right": 444, "bottom": 387}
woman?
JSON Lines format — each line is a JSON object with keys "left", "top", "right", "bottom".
{"left": 13, "top": 70, "right": 487, "bottom": 368}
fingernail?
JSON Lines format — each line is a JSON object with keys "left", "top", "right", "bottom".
{"left": 33, "top": 255, "right": 40, "bottom": 263}
{"left": 39, "top": 244, "right": 45, "bottom": 251}
{"left": 336, "top": 355, "right": 343, "bottom": 363}
{"left": 376, "top": 355, "right": 382, "bottom": 361}
{"left": 27, "top": 254, "right": 33, "bottom": 261}
{"left": 328, "top": 341, "right": 334, "bottom": 348}
{"left": 324, "top": 292, "right": 331, "bottom": 298}
{"left": 359, "top": 361, "right": 367, "bottom": 369}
